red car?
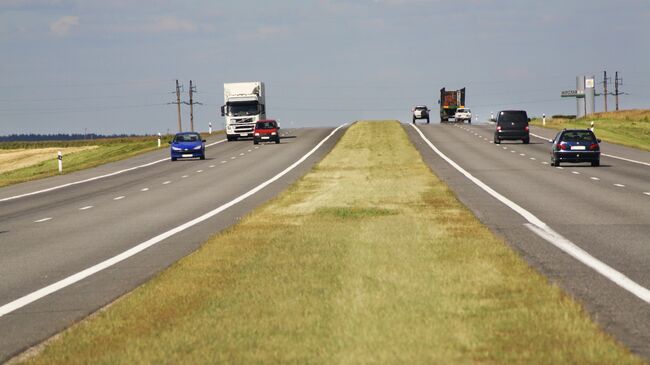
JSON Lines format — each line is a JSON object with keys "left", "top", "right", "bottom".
{"left": 253, "top": 119, "right": 280, "bottom": 144}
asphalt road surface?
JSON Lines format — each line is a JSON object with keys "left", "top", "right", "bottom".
{"left": 406, "top": 122, "right": 650, "bottom": 360}
{"left": 0, "top": 127, "right": 344, "bottom": 362}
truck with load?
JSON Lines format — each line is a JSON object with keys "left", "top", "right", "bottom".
{"left": 221, "top": 82, "right": 266, "bottom": 141}
{"left": 439, "top": 87, "right": 466, "bottom": 123}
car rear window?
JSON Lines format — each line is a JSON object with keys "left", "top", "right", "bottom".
{"left": 175, "top": 134, "right": 200, "bottom": 142}
{"left": 498, "top": 111, "right": 528, "bottom": 124}
{"left": 561, "top": 131, "right": 596, "bottom": 142}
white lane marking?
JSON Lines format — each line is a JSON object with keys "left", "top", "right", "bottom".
{"left": 530, "top": 133, "right": 650, "bottom": 167}
{"left": 182, "top": 175, "right": 189, "bottom": 178}
{"left": 231, "top": 157, "right": 236, "bottom": 160}
{"left": 196, "top": 170, "right": 203, "bottom": 173}
{"left": 510, "top": 150, "right": 516, "bottom": 153}
{"left": 411, "top": 124, "right": 650, "bottom": 304}
{"left": 254, "top": 147, "right": 259, "bottom": 149}
{"left": 556, "top": 166, "right": 564, "bottom": 169}
{"left": 519, "top": 153, "right": 526, "bottom": 156}
{"left": 0, "top": 124, "right": 347, "bottom": 318}
{"left": 221, "top": 161, "right": 227, "bottom": 164}
{"left": 239, "top": 153, "right": 245, "bottom": 156}
{"left": 248, "top": 150, "right": 252, "bottom": 152}
{"left": 614, "top": 183, "right": 625, "bottom": 187}
{"left": 590, "top": 177, "right": 600, "bottom": 181}
{"left": 644, "top": 192, "right": 650, "bottom": 196}
{"left": 209, "top": 165, "right": 215, "bottom": 168}
{"left": 0, "top": 139, "right": 227, "bottom": 203}
{"left": 162, "top": 181, "right": 171, "bottom": 185}
{"left": 572, "top": 171, "right": 580, "bottom": 175}
{"left": 542, "top": 162, "right": 549, "bottom": 165}
{"left": 113, "top": 196, "right": 125, "bottom": 200}
{"left": 530, "top": 157, "right": 536, "bottom": 161}
{"left": 34, "top": 217, "right": 52, "bottom": 223}
{"left": 141, "top": 188, "right": 149, "bottom": 192}
{"left": 502, "top": 147, "right": 508, "bottom": 149}
{"left": 79, "top": 206, "right": 93, "bottom": 210}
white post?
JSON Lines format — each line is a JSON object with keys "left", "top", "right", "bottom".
{"left": 490, "top": 112, "right": 494, "bottom": 121}
{"left": 590, "top": 121, "right": 594, "bottom": 132}
{"left": 57, "top": 151, "right": 62, "bottom": 173}
{"left": 475, "top": 114, "right": 478, "bottom": 123}
{"left": 209, "top": 122, "right": 212, "bottom": 135}
{"left": 543, "top": 113, "right": 546, "bottom": 126}
{"left": 157, "top": 133, "right": 161, "bottom": 148}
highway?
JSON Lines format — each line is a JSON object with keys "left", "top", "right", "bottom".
{"left": 406, "top": 122, "right": 650, "bottom": 359}
{"left": 0, "top": 127, "right": 344, "bottom": 362}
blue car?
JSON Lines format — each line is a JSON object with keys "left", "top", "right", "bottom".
{"left": 550, "top": 129, "right": 600, "bottom": 167}
{"left": 169, "top": 132, "right": 205, "bottom": 161}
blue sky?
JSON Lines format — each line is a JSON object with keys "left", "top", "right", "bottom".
{"left": 1, "top": 0, "right": 649, "bottom": 135}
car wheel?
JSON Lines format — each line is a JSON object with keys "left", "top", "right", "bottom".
{"left": 523, "top": 138, "right": 530, "bottom": 144}
{"left": 253, "top": 139, "right": 259, "bottom": 145}
{"left": 494, "top": 136, "right": 500, "bottom": 144}
{"left": 591, "top": 160, "right": 600, "bottom": 167}
{"left": 200, "top": 155, "right": 205, "bottom": 160}
{"left": 171, "top": 157, "right": 177, "bottom": 161}
{"left": 275, "top": 137, "right": 280, "bottom": 144}
{"left": 554, "top": 160, "right": 560, "bottom": 167}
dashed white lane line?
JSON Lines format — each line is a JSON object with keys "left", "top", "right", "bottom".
{"left": 590, "top": 177, "right": 600, "bottom": 181}
{"left": 502, "top": 147, "right": 508, "bottom": 149}
{"left": 221, "top": 161, "right": 227, "bottom": 164}
{"left": 34, "top": 218, "right": 52, "bottom": 223}
{"left": 239, "top": 153, "right": 245, "bottom": 156}
{"left": 0, "top": 139, "right": 228, "bottom": 203}
{"left": 248, "top": 149, "right": 252, "bottom": 152}
{"left": 230, "top": 157, "right": 236, "bottom": 160}
{"left": 572, "top": 171, "right": 580, "bottom": 175}
{"left": 644, "top": 192, "right": 650, "bottom": 196}
{"left": 530, "top": 157, "right": 536, "bottom": 161}
{"left": 254, "top": 146, "right": 259, "bottom": 149}
{"left": 0, "top": 123, "right": 348, "bottom": 318}
{"left": 614, "top": 183, "right": 626, "bottom": 187}
{"left": 411, "top": 124, "right": 650, "bottom": 304}
{"left": 519, "top": 153, "right": 526, "bottom": 156}
{"left": 141, "top": 188, "right": 149, "bottom": 192}
{"left": 542, "top": 162, "right": 549, "bottom": 165}
{"left": 196, "top": 170, "right": 203, "bottom": 173}
{"left": 209, "top": 165, "right": 215, "bottom": 168}
{"left": 113, "top": 196, "right": 125, "bottom": 201}
{"left": 162, "top": 181, "right": 171, "bottom": 185}
{"left": 79, "top": 206, "right": 93, "bottom": 210}
{"left": 182, "top": 175, "right": 189, "bottom": 178}
{"left": 556, "top": 166, "right": 564, "bottom": 169}
{"left": 510, "top": 150, "right": 516, "bottom": 153}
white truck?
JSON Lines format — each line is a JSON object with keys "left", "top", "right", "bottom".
{"left": 221, "top": 82, "right": 266, "bottom": 141}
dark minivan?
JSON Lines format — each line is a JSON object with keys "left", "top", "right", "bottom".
{"left": 493, "top": 110, "right": 530, "bottom": 144}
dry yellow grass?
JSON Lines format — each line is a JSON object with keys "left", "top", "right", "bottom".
{"left": 0, "top": 146, "right": 98, "bottom": 174}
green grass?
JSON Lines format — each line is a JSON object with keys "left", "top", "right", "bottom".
{"left": 531, "top": 109, "right": 650, "bottom": 151}
{"left": 0, "top": 133, "right": 218, "bottom": 187}
{"left": 15, "top": 122, "right": 644, "bottom": 364}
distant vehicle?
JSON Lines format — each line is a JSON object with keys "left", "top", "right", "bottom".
{"left": 412, "top": 105, "right": 430, "bottom": 124}
{"left": 221, "top": 82, "right": 266, "bottom": 141}
{"left": 253, "top": 119, "right": 280, "bottom": 145}
{"left": 454, "top": 108, "right": 472, "bottom": 123}
{"left": 170, "top": 132, "right": 206, "bottom": 161}
{"left": 550, "top": 129, "right": 601, "bottom": 167}
{"left": 439, "top": 87, "right": 466, "bottom": 123}
{"left": 493, "top": 110, "right": 530, "bottom": 144}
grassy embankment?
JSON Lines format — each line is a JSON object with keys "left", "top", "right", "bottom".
{"left": 0, "top": 133, "right": 217, "bottom": 187}
{"left": 16, "top": 122, "right": 644, "bottom": 364}
{"left": 531, "top": 109, "right": 650, "bottom": 151}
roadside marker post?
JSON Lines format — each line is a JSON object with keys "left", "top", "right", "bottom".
{"left": 590, "top": 121, "right": 594, "bottom": 132}
{"left": 543, "top": 113, "right": 546, "bottom": 126}
{"left": 57, "top": 151, "right": 62, "bottom": 173}
{"left": 157, "top": 133, "right": 161, "bottom": 148}
{"left": 209, "top": 122, "right": 212, "bottom": 135}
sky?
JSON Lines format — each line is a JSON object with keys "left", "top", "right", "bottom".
{"left": 1, "top": 0, "right": 649, "bottom": 135}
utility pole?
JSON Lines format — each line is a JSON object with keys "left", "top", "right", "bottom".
{"left": 614, "top": 71, "right": 623, "bottom": 111}
{"left": 602, "top": 71, "right": 609, "bottom": 112}
{"left": 183, "top": 80, "right": 202, "bottom": 132}
{"left": 175, "top": 80, "right": 183, "bottom": 132}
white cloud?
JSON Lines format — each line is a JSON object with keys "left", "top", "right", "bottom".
{"left": 50, "top": 15, "right": 78, "bottom": 36}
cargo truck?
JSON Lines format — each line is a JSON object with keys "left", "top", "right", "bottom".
{"left": 221, "top": 82, "right": 266, "bottom": 141}
{"left": 439, "top": 87, "right": 466, "bottom": 123}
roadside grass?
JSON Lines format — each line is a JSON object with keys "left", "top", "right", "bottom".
{"left": 0, "top": 133, "right": 217, "bottom": 187}
{"left": 530, "top": 109, "right": 650, "bottom": 151}
{"left": 16, "top": 122, "right": 644, "bottom": 364}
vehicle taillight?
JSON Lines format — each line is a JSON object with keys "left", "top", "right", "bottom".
{"left": 589, "top": 143, "right": 599, "bottom": 151}
{"left": 497, "top": 126, "right": 501, "bottom": 131}
{"left": 525, "top": 126, "right": 529, "bottom": 131}
{"left": 557, "top": 143, "right": 567, "bottom": 150}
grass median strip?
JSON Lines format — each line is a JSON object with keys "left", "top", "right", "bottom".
{"left": 17, "top": 121, "right": 643, "bottom": 364}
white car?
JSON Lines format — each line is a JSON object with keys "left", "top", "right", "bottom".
{"left": 454, "top": 108, "right": 472, "bottom": 123}
{"left": 412, "top": 105, "right": 430, "bottom": 124}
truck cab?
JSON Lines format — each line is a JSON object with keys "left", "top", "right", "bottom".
{"left": 221, "top": 82, "right": 266, "bottom": 141}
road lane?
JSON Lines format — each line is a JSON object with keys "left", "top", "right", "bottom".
{"left": 406, "top": 122, "right": 650, "bottom": 359}
{"left": 0, "top": 127, "right": 345, "bottom": 361}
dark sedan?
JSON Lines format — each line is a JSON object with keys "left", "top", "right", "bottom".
{"left": 550, "top": 129, "right": 601, "bottom": 167}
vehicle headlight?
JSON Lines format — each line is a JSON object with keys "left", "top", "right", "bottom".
{"left": 193, "top": 145, "right": 202, "bottom": 150}
{"left": 271, "top": 132, "right": 277, "bottom": 135}
{"left": 254, "top": 133, "right": 260, "bottom": 136}
{"left": 171, "top": 146, "right": 181, "bottom": 151}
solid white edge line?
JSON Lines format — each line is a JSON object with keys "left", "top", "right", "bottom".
{"left": 0, "top": 124, "right": 347, "bottom": 318}
{"left": 410, "top": 124, "right": 650, "bottom": 304}
{"left": 530, "top": 132, "right": 650, "bottom": 167}
{"left": 79, "top": 206, "right": 93, "bottom": 210}
{"left": 0, "top": 139, "right": 228, "bottom": 203}
{"left": 34, "top": 218, "right": 52, "bottom": 223}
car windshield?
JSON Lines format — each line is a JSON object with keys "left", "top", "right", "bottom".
{"left": 498, "top": 111, "right": 528, "bottom": 124}
{"left": 457, "top": 109, "right": 469, "bottom": 113}
{"left": 228, "top": 102, "right": 259, "bottom": 116}
{"left": 175, "top": 134, "right": 200, "bottom": 142}
{"left": 561, "top": 131, "right": 596, "bottom": 143}
{"left": 415, "top": 106, "right": 427, "bottom": 110}
{"left": 256, "top": 121, "right": 276, "bottom": 129}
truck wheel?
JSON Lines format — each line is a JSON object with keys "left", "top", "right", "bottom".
{"left": 523, "top": 138, "right": 530, "bottom": 144}
{"left": 253, "top": 139, "right": 259, "bottom": 145}
{"left": 412, "top": 117, "right": 416, "bottom": 124}
{"left": 275, "top": 138, "right": 280, "bottom": 144}
{"left": 426, "top": 117, "right": 430, "bottom": 124}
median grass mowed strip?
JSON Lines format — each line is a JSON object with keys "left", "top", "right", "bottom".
{"left": 19, "top": 122, "right": 643, "bottom": 364}
{"left": 531, "top": 109, "right": 650, "bottom": 151}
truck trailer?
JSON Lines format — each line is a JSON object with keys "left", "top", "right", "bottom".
{"left": 439, "top": 87, "right": 466, "bottom": 123}
{"left": 221, "top": 82, "right": 266, "bottom": 141}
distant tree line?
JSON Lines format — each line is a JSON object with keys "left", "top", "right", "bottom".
{"left": 0, "top": 133, "right": 152, "bottom": 142}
